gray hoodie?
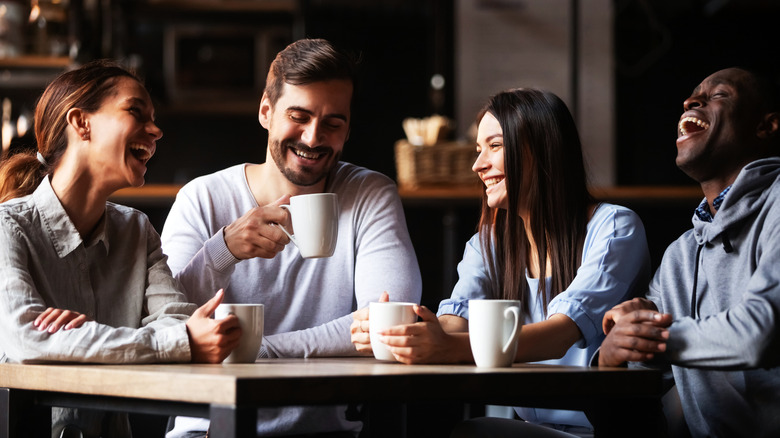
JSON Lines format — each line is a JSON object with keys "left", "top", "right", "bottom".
{"left": 647, "top": 157, "right": 780, "bottom": 437}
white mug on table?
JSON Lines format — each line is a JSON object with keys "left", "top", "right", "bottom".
{"left": 468, "top": 299, "right": 522, "bottom": 368}
{"left": 215, "top": 303, "right": 264, "bottom": 363}
{"left": 279, "top": 193, "right": 339, "bottom": 259}
{"left": 369, "top": 301, "right": 417, "bottom": 361}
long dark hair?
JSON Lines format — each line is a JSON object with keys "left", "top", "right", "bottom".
{"left": 0, "top": 59, "right": 139, "bottom": 202}
{"left": 477, "top": 88, "right": 595, "bottom": 316}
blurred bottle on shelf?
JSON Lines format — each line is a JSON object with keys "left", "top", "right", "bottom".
{"left": 28, "top": 0, "right": 68, "bottom": 57}
{"left": 0, "top": 1, "right": 24, "bottom": 57}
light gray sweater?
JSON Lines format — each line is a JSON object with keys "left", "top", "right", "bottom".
{"left": 647, "top": 157, "right": 780, "bottom": 437}
{"left": 161, "top": 162, "right": 422, "bottom": 436}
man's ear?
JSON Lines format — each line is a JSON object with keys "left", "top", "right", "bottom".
{"left": 757, "top": 112, "right": 780, "bottom": 140}
{"left": 65, "top": 108, "right": 89, "bottom": 140}
{"left": 258, "top": 93, "right": 272, "bottom": 129}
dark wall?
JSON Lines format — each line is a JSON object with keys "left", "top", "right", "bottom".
{"left": 124, "top": 0, "right": 454, "bottom": 185}
{"left": 300, "top": 1, "right": 455, "bottom": 181}
{"left": 615, "top": 0, "right": 780, "bottom": 186}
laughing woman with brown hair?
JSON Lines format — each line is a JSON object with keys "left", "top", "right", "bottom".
{"left": 0, "top": 60, "right": 240, "bottom": 438}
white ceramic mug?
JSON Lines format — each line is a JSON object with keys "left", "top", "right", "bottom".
{"left": 369, "top": 301, "right": 417, "bottom": 361}
{"left": 468, "top": 299, "right": 522, "bottom": 368}
{"left": 215, "top": 303, "right": 264, "bottom": 364}
{"left": 279, "top": 193, "right": 339, "bottom": 258}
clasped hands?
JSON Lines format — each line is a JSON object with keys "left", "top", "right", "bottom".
{"left": 598, "top": 297, "right": 673, "bottom": 367}
{"left": 350, "top": 291, "right": 464, "bottom": 364}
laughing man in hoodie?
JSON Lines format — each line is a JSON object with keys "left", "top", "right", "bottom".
{"left": 598, "top": 67, "right": 780, "bottom": 437}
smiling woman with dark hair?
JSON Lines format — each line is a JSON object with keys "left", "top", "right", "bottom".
{"left": 353, "top": 88, "right": 652, "bottom": 437}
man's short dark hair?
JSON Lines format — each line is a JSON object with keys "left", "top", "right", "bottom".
{"left": 264, "top": 38, "right": 359, "bottom": 107}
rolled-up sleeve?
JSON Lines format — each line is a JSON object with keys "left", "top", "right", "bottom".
{"left": 437, "top": 233, "right": 492, "bottom": 319}
{"left": 436, "top": 205, "right": 650, "bottom": 349}
{"left": 548, "top": 207, "right": 650, "bottom": 347}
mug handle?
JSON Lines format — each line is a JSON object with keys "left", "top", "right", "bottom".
{"left": 502, "top": 307, "right": 521, "bottom": 354}
{"left": 278, "top": 205, "right": 298, "bottom": 247}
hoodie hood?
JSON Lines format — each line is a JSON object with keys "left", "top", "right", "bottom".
{"left": 693, "top": 157, "right": 780, "bottom": 246}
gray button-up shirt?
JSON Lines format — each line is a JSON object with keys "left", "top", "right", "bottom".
{"left": 0, "top": 176, "right": 196, "bottom": 364}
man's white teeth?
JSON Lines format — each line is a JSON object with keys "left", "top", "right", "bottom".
{"left": 679, "top": 116, "right": 710, "bottom": 136}
{"left": 484, "top": 177, "right": 503, "bottom": 188}
{"left": 294, "top": 150, "right": 321, "bottom": 159}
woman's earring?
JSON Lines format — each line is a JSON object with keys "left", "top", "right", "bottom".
{"left": 82, "top": 130, "right": 89, "bottom": 141}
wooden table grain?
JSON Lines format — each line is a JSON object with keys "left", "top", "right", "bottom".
{"left": 0, "top": 357, "right": 664, "bottom": 438}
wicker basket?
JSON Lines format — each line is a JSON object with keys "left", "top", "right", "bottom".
{"left": 394, "top": 139, "right": 480, "bottom": 188}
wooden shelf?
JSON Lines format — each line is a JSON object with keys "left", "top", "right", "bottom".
{"left": 0, "top": 56, "right": 72, "bottom": 69}
{"left": 399, "top": 184, "right": 702, "bottom": 205}
{"left": 109, "top": 183, "right": 704, "bottom": 209}
{"left": 110, "top": 184, "right": 182, "bottom": 207}
{"left": 141, "top": 0, "right": 299, "bottom": 13}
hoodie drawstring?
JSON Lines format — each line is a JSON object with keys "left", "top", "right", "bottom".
{"left": 722, "top": 230, "right": 734, "bottom": 253}
{"left": 691, "top": 232, "right": 734, "bottom": 318}
{"left": 691, "top": 244, "right": 704, "bottom": 319}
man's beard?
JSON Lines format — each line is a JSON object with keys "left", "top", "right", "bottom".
{"left": 270, "top": 138, "right": 341, "bottom": 186}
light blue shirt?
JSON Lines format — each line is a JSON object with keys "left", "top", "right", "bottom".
{"left": 438, "top": 203, "right": 651, "bottom": 429}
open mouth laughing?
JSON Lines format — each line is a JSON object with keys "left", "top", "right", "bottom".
{"left": 678, "top": 116, "right": 710, "bottom": 137}
{"left": 129, "top": 143, "right": 154, "bottom": 163}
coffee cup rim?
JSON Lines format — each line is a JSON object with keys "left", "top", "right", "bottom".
{"left": 369, "top": 301, "right": 416, "bottom": 306}
{"left": 217, "top": 303, "right": 264, "bottom": 307}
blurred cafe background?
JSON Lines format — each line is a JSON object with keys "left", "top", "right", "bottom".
{"left": 2, "top": 0, "right": 780, "bottom": 312}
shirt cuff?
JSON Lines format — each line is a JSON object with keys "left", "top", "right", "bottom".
{"left": 548, "top": 298, "right": 598, "bottom": 349}
{"left": 154, "top": 322, "right": 192, "bottom": 363}
{"left": 204, "top": 227, "right": 241, "bottom": 272}
{"left": 436, "top": 300, "right": 469, "bottom": 319}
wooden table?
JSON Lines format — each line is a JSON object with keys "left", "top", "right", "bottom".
{"left": 0, "top": 357, "right": 663, "bottom": 438}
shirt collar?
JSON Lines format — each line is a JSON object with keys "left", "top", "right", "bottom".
{"left": 33, "top": 177, "right": 109, "bottom": 257}
{"left": 86, "top": 212, "right": 110, "bottom": 253}
{"left": 695, "top": 185, "right": 732, "bottom": 222}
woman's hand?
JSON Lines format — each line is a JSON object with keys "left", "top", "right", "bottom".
{"left": 34, "top": 308, "right": 91, "bottom": 333}
{"left": 380, "top": 306, "right": 471, "bottom": 364}
{"left": 186, "top": 289, "right": 242, "bottom": 363}
{"left": 350, "top": 291, "right": 389, "bottom": 355}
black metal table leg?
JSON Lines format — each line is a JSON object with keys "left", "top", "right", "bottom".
{"left": 208, "top": 404, "right": 257, "bottom": 438}
{"left": 1, "top": 388, "right": 51, "bottom": 438}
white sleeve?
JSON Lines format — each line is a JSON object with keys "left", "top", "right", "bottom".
{"left": 262, "top": 178, "right": 423, "bottom": 358}
{"left": 161, "top": 186, "right": 240, "bottom": 306}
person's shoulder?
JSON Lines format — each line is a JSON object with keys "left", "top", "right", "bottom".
{"left": 0, "top": 194, "right": 37, "bottom": 222}
{"left": 765, "top": 170, "right": 780, "bottom": 198}
{"left": 659, "top": 227, "right": 697, "bottom": 262}
{"left": 105, "top": 201, "right": 152, "bottom": 228}
{"left": 330, "top": 162, "right": 397, "bottom": 192}
{"left": 178, "top": 164, "right": 247, "bottom": 196}
{"left": 0, "top": 193, "right": 34, "bottom": 215}
{"left": 590, "top": 202, "right": 644, "bottom": 228}
{"left": 333, "top": 162, "right": 394, "bottom": 182}
{"left": 0, "top": 193, "right": 38, "bottom": 230}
